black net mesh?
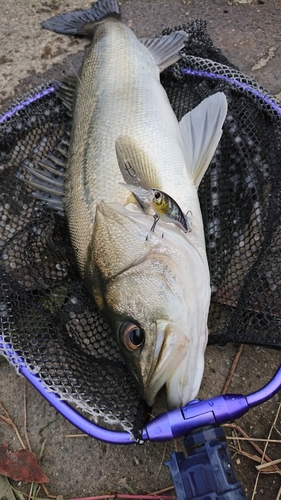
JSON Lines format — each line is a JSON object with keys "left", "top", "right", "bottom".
{"left": 1, "top": 20, "right": 281, "bottom": 432}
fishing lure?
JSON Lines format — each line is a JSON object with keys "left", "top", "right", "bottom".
{"left": 120, "top": 183, "right": 191, "bottom": 234}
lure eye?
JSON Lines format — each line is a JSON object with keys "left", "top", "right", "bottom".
{"left": 122, "top": 322, "right": 144, "bottom": 351}
{"left": 153, "top": 191, "right": 162, "bottom": 205}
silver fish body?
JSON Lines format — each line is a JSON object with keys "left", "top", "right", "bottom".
{"left": 42, "top": 0, "right": 228, "bottom": 409}
{"left": 65, "top": 19, "right": 193, "bottom": 274}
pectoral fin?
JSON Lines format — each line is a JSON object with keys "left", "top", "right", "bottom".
{"left": 115, "top": 136, "right": 160, "bottom": 189}
{"left": 179, "top": 92, "right": 228, "bottom": 188}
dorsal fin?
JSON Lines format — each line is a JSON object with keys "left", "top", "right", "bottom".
{"left": 16, "top": 145, "right": 67, "bottom": 215}
{"left": 56, "top": 76, "right": 78, "bottom": 113}
{"left": 140, "top": 31, "right": 188, "bottom": 72}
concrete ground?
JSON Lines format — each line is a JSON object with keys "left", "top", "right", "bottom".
{"left": 0, "top": 0, "right": 281, "bottom": 499}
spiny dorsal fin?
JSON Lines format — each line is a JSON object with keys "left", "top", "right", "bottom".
{"left": 140, "top": 31, "right": 188, "bottom": 72}
{"left": 16, "top": 148, "right": 66, "bottom": 215}
{"left": 57, "top": 76, "right": 78, "bottom": 113}
{"left": 179, "top": 92, "right": 228, "bottom": 188}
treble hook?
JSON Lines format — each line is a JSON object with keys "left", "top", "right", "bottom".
{"left": 145, "top": 214, "right": 160, "bottom": 241}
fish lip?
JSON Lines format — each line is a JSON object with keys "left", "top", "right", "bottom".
{"left": 142, "top": 320, "right": 189, "bottom": 407}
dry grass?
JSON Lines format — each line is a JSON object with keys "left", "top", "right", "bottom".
{"left": 0, "top": 345, "right": 280, "bottom": 499}
{"left": 221, "top": 344, "right": 281, "bottom": 500}
{"left": 222, "top": 404, "right": 281, "bottom": 499}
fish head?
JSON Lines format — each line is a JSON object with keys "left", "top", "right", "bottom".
{"left": 85, "top": 200, "right": 210, "bottom": 409}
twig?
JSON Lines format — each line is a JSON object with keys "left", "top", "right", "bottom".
{"left": 0, "top": 402, "right": 26, "bottom": 449}
{"left": 228, "top": 445, "right": 264, "bottom": 464}
{"left": 274, "top": 425, "right": 281, "bottom": 437}
{"left": 251, "top": 403, "right": 281, "bottom": 500}
{"left": 225, "top": 436, "right": 281, "bottom": 444}
{"left": 222, "top": 344, "right": 244, "bottom": 394}
{"left": 28, "top": 483, "right": 34, "bottom": 500}
{"left": 230, "top": 425, "right": 241, "bottom": 453}
{"left": 42, "top": 484, "right": 57, "bottom": 499}
{"left": 256, "top": 457, "right": 281, "bottom": 471}
{"left": 276, "top": 485, "right": 281, "bottom": 500}
{"left": 223, "top": 423, "right": 280, "bottom": 470}
{"left": 24, "top": 380, "right": 32, "bottom": 452}
{"left": 150, "top": 487, "right": 175, "bottom": 495}
{"left": 65, "top": 434, "right": 88, "bottom": 438}
{"left": 156, "top": 442, "right": 167, "bottom": 480}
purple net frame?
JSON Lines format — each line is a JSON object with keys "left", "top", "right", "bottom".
{"left": 1, "top": 334, "right": 281, "bottom": 444}
{"left": 1, "top": 68, "right": 281, "bottom": 444}
{"left": 180, "top": 64, "right": 281, "bottom": 117}
{"left": 0, "top": 86, "right": 55, "bottom": 124}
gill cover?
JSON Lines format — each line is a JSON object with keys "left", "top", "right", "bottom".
{"left": 86, "top": 201, "right": 210, "bottom": 409}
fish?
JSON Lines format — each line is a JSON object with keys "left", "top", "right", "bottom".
{"left": 119, "top": 182, "right": 191, "bottom": 233}
{"left": 34, "top": 0, "right": 228, "bottom": 410}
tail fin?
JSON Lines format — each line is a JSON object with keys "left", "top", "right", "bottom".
{"left": 41, "top": 0, "right": 120, "bottom": 36}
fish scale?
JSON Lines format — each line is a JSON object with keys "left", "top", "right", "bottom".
{"left": 65, "top": 19, "right": 191, "bottom": 258}
{"left": 41, "top": 0, "right": 227, "bottom": 409}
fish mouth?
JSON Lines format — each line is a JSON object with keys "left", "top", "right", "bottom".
{"left": 142, "top": 320, "right": 190, "bottom": 408}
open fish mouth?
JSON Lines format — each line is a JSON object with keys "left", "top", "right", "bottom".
{"left": 143, "top": 320, "right": 189, "bottom": 408}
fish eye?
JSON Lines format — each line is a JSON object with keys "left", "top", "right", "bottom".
{"left": 154, "top": 191, "right": 161, "bottom": 200}
{"left": 121, "top": 322, "right": 144, "bottom": 351}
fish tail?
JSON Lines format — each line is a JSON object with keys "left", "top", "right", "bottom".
{"left": 41, "top": 0, "right": 120, "bottom": 36}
